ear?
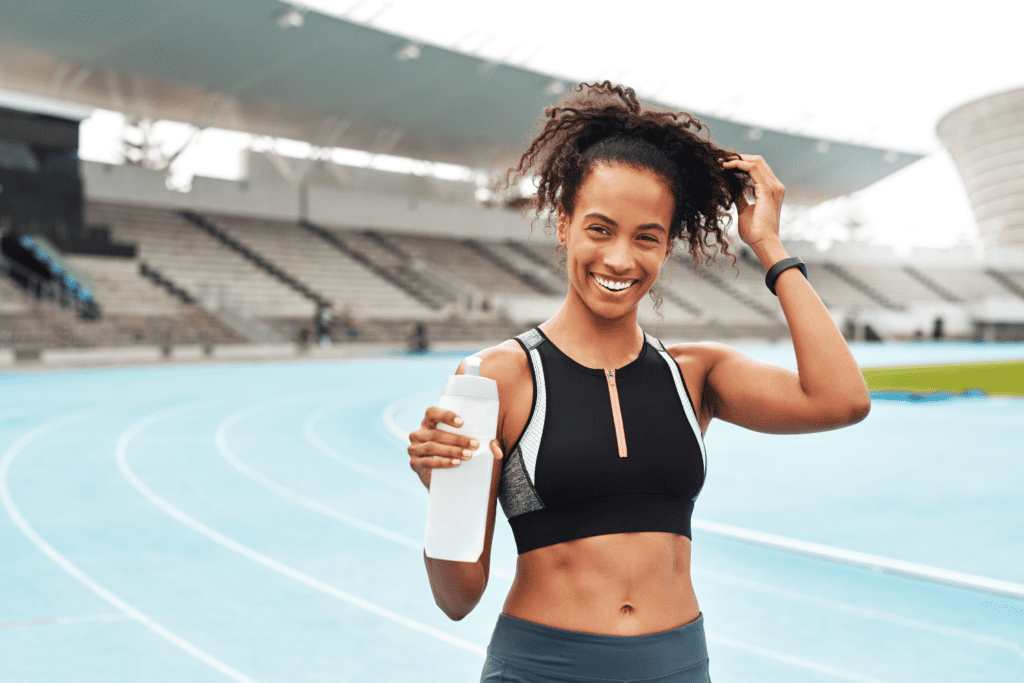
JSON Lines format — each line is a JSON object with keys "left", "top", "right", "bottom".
{"left": 556, "top": 207, "right": 569, "bottom": 244}
{"left": 662, "top": 238, "right": 673, "bottom": 263}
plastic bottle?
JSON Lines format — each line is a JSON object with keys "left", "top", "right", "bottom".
{"left": 424, "top": 356, "right": 499, "bottom": 562}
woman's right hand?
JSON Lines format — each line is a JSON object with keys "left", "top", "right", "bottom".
{"left": 408, "top": 407, "right": 479, "bottom": 480}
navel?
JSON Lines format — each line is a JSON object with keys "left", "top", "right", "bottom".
{"left": 620, "top": 604, "right": 634, "bottom": 615}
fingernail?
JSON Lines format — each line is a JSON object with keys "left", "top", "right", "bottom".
{"left": 453, "top": 417, "right": 464, "bottom": 426}
{"left": 451, "top": 459, "right": 460, "bottom": 466}
{"left": 469, "top": 439, "right": 479, "bottom": 449}
{"left": 462, "top": 449, "right": 473, "bottom": 458}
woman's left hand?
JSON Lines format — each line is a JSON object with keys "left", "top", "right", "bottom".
{"left": 721, "top": 154, "right": 785, "bottom": 250}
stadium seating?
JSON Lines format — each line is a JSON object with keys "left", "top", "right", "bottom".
{"left": 64, "top": 255, "right": 184, "bottom": 316}
{"left": 204, "top": 214, "right": 438, "bottom": 319}
{"left": 86, "top": 202, "right": 316, "bottom": 320}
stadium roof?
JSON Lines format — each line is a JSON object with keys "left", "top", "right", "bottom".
{"left": 0, "top": 0, "right": 923, "bottom": 202}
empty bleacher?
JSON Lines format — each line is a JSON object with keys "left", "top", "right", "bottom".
{"left": 399, "top": 233, "right": 542, "bottom": 296}
{"left": 205, "top": 214, "right": 438, "bottom": 319}
{"left": 64, "top": 255, "right": 184, "bottom": 316}
{"left": 87, "top": 202, "right": 316, "bottom": 320}
{"left": 907, "top": 265, "right": 1011, "bottom": 301}
{"left": 5, "top": 198, "right": 1023, "bottom": 353}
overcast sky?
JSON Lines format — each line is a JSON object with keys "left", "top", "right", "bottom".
{"left": 80, "top": 0, "right": 1024, "bottom": 252}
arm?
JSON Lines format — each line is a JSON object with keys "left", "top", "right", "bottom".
{"left": 704, "top": 155, "right": 870, "bottom": 434}
{"left": 408, "top": 345, "right": 525, "bottom": 620}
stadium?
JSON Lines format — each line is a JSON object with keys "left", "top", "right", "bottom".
{"left": 1, "top": 2, "right": 1022, "bottom": 682}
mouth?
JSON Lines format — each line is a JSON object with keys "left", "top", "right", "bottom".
{"left": 591, "top": 273, "right": 638, "bottom": 292}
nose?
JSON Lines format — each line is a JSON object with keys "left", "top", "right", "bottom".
{"left": 603, "top": 235, "right": 636, "bottom": 274}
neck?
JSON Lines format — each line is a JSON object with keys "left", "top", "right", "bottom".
{"left": 540, "top": 290, "right": 645, "bottom": 369}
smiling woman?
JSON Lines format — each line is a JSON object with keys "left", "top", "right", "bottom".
{"left": 407, "top": 82, "right": 871, "bottom": 683}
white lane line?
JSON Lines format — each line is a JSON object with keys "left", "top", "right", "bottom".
{"left": 380, "top": 391, "right": 435, "bottom": 444}
{"left": 1, "top": 407, "right": 260, "bottom": 683}
{"left": 380, "top": 391, "right": 437, "bottom": 448}
{"left": 217, "top": 398, "right": 423, "bottom": 551}
{"left": 118, "top": 403, "right": 486, "bottom": 657}
{"left": 693, "top": 519, "right": 1024, "bottom": 601}
{"left": 219, "top": 397, "right": 517, "bottom": 582}
{"left": 305, "top": 401, "right": 423, "bottom": 495}
{"left": 707, "top": 634, "right": 893, "bottom": 683}
{"left": 698, "top": 571, "right": 1024, "bottom": 657}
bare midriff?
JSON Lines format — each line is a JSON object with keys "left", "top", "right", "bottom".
{"left": 501, "top": 531, "right": 699, "bottom": 636}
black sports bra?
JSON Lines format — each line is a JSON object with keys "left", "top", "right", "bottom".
{"left": 497, "top": 328, "right": 707, "bottom": 555}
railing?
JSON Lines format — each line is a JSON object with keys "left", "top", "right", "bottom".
{"left": 298, "top": 220, "right": 444, "bottom": 310}
{"left": 902, "top": 266, "right": 964, "bottom": 303}
{"left": 462, "top": 239, "right": 561, "bottom": 296}
{"left": 822, "top": 262, "right": 905, "bottom": 311}
{"left": 0, "top": 253, "right": 99, "bottom": 318}
{"left": 179, "top": 211, "right": 329, "bottom": 310}
{"left": 984, "top": 268, "right": 1024, "bottom": 302}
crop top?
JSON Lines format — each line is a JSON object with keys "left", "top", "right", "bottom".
{"left": 497, "top": 327, "right": 707, "bottom": 555}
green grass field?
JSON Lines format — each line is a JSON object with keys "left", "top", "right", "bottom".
{"left": 862, "top": 359, "right": 1024, "bottom": 397}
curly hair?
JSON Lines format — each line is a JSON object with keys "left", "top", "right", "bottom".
{"left": 506, "top": 81, "right": 750, "bottom": 267}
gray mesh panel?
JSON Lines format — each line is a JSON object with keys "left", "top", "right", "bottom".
{"left": 498, "top": 445, "right": 544, "bottom": 518}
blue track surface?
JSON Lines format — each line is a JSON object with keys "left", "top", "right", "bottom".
{"left": 2, "top": 345, "right": 1023, "bottom": 682}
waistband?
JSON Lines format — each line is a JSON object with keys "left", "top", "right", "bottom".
{"left": 486, "top": 613, "right": 708, "bottom": 680}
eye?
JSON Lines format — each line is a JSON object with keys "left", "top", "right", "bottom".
{"left": 587, "top": 225, "right": 610, "bottom": 235}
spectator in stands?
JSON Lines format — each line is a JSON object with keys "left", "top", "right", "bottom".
{"left": 407, "top": 82, "right": 870, "bottom": 683}
{"left": 408, "top": 321, "right": 428, "bottom": 353}
{"left": 933, "top": 316, "right": 944, "bottom": 341}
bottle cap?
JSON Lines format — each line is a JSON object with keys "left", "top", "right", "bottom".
{"left": 441, "top": 355, "right": 498, "bottom": 401}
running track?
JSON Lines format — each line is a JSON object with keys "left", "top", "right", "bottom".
{"left": 2, "top": 345, "right": 1022, "bottom": 682}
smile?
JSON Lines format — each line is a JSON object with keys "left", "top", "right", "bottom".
{"left": 592, "top": 274, "right": 638, "bottom": 292}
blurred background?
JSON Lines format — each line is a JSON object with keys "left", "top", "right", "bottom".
{"left": 1, "top": 3, "right": 1022, "bottom": 682}
{"left": 2, "top": 0, "right": 1024, "bottom": 359}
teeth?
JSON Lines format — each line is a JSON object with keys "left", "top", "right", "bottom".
{"left": 594, "top": 275, "right": 634, "bottom": 291}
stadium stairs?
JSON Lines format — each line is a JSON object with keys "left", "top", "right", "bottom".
{"left": 984, "top": 268, "right": 1024, "bottom": 301}
{"left": 680, "top": 255, "right": 780, "bottom": 322}
{"left": 297, "top": 220, "right": 443, "bottom": 311}
{"left": 139, "top": 262, "right": 197, "bottom": 305}
{"left": 821, "top": 261, "right": 905, "bottom": 311}
{"left": 359, "top": 230, "right": 454, "bottom": 308}
{"left": 462, "top": 239, "right": 561, "bottom": 296}
{"left": 902, "top": 266, "right": 964, "bottom": 303}
{"left": 178, "top": 211, "right": 329, "bottom": 310}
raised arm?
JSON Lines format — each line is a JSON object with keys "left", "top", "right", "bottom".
{"left": 703, "top": 155, "right": 870, "bottom": 434}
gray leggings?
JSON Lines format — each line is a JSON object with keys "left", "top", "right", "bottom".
{"left": 481, "top": 613, "right": 711, "bottom": 683}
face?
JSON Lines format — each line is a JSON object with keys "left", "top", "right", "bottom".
{"left": 556, "top": 163, "right": 674, "bottom": 321}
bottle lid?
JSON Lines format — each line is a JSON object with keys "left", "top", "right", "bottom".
{"left": 441, "top": 356, "right": 498, "bottom": 401}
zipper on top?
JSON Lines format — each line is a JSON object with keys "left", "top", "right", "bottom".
{"left": 605, "top": 368, "right": 628, "bottom": 458}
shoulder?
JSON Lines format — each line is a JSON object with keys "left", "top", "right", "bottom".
{"left": 664, "top": 340, "right": 735, "bottom": 370}
{"left": 463, "top": 339, "right": 531, "bottom": 387}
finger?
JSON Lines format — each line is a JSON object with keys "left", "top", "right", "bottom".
{"left": 422, "top": 406, "right": 463, "bottom": 430}
{"left": 411, "top": 455, "right": 465, "bottom": 471}
{"left": 409, "top": 426, "right": 477, "bottom": 449}
{"left": 489, "top": 439, "right": 503, "bottom": 460}
{"left": 409, "top": 439, "right": 476, "bottom": 461}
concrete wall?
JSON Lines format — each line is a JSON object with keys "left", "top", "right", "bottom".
{"left": 81, "top": 160, "right": 536, "bottom": 241}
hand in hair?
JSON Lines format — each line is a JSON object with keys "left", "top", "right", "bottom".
{"left": 721, "top": 154, "right": 786, "bottom": 268}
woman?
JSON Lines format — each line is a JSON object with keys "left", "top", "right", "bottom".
{"left": 408, "top": 82, "right": 870, "bottom": 683}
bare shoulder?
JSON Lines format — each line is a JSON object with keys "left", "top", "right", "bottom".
{"left": 462, "top": 339, "right": 530, "bottom": 387}
{"left": 664, "top": 340, "right": 734, "bottom": 370}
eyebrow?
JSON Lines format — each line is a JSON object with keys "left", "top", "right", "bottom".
{"left": 584, "top": 212, "right": 667, "bottom": 234}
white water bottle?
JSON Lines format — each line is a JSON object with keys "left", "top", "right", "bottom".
{"left": 424, "top": 356, "right": 499, "bottom": 562}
